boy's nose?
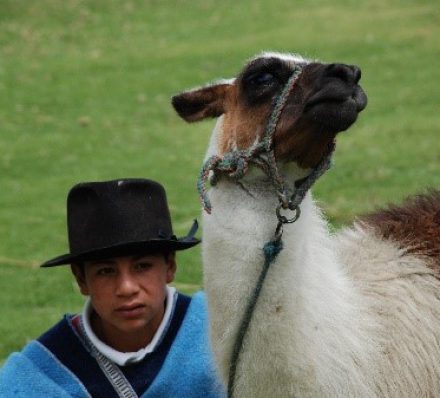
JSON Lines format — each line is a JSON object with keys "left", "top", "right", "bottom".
{"left": 116, "top": 273, "right": 140, "bottom": 296}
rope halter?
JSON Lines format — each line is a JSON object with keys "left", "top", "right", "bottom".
{"left": 197, "top": 61, "right": 335, "bottom": 230}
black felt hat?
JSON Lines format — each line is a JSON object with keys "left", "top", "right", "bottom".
{"left": 41, "top": 178, "right": 200, "bottom": 267}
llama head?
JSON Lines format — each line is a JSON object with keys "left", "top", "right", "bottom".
{"left": 172, "top": 52, "right": 367, "bottom": 169}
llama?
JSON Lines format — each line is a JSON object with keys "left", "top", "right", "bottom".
{"left": 172, "top": 52, "right": 440, "bottom": 397}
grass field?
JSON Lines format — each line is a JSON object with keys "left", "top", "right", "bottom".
{"left": 0, "top": 0, "right": 439, "bottom": 362}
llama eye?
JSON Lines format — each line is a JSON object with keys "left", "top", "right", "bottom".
{"left": 241, "top": 69, "right": 282, "bottom": 105}
{"left": 248, "top": 72, "right": 276, "bottom": 86}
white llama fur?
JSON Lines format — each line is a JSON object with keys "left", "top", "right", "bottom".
{"left": 203, "top": 119, "right": 440, "bottom": 397}
{"left": 174, "top": 54, "right": 440, "bottom": 397}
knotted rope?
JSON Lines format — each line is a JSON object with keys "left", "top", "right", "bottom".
{"left": 196, "top": 63, "right": 335, "bottom": 398}
{"left": 198, "top": 65, "right": 303, "bottom": 214}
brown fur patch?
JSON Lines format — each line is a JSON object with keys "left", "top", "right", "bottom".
{"left": 172, "top": 83, "right": 231, "bottom": 122}
{"left": 218, "top": 85, "right": 273, "bottom": 154}
{"left": 274, "top": 118, "right": 337, "bottom": 168}
{"left": 361, "top": 190, "right": 440, "bottom": 272}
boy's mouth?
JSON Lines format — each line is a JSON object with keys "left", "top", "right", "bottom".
{"left": 115, "top": 303, "right": 146, "bottom": 318}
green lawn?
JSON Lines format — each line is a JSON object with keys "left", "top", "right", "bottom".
{"left": 0, "top": 0, "right": 439, "bottom": 361}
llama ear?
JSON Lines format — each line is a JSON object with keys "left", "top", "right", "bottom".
{"left": 172, "top": 82, "right": 232, "bottom": 122}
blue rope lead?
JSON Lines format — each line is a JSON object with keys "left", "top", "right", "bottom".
{"left": 227, "top": 237, "right": 284, "bottom": 398}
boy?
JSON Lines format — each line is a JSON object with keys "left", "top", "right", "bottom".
{"left": 0, "top": 178, "right": 225, "bottom": 398}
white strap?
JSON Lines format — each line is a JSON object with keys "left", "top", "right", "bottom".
{"left": 78, "top": 317, "right": 138, "bottom": 398}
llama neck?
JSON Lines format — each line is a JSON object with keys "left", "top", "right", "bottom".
{"left": 202, "top": 174, "right": 376, "bottom": 396}
{"left": 202, "top": 174, "right": 348, "bottom": 318}
{"left": 203, "top": 164, "right": 343, "bottom": 290}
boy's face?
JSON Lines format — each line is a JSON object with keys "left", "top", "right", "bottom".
{"left": 72, "top": 252, "right": 176, "bottom": 351}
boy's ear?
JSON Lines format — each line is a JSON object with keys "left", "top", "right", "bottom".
{"left": 71, "top": 264, "right": 89, "bottom": 296}
{"left": 166, "top": 253, "right": 177, "bottom": 284}
{"left": 171, "top": 81, "right": 232, "bottom": 122}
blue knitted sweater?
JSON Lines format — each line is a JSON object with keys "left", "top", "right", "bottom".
{"left": 0, "top": 292, "right": 225, "bottom": 398}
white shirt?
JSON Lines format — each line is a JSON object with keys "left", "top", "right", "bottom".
{"left": 81, "top": 286, "right": 177, "bottom": 366}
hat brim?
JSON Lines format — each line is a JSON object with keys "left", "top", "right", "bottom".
{"left": 40, "top": 237, "right": 200, "bottom": 267}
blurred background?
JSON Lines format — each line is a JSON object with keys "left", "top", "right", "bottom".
{"left": 0, "top": 0, "right": 439, "bottom": 361}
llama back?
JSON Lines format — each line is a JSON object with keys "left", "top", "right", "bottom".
{"left": 336, "top": 208, "right": 440, "bottom": 396}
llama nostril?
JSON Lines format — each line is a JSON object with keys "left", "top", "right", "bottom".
{"left": 351, "top": 65, "right": 362, "bottom": 84}
{"left": 325, "top": 63, "right": 361, "bottom": 85}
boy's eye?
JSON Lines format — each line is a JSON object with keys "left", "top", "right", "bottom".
{"left": 96, "top": 267, "right": 115, "bottom": 276}
{"left": 135, "top": 262, "right": 152, "bottom": 270}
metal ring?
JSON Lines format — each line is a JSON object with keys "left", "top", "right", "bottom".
{"left": 276, "top": 203, "right": 301, "bottom": 224}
